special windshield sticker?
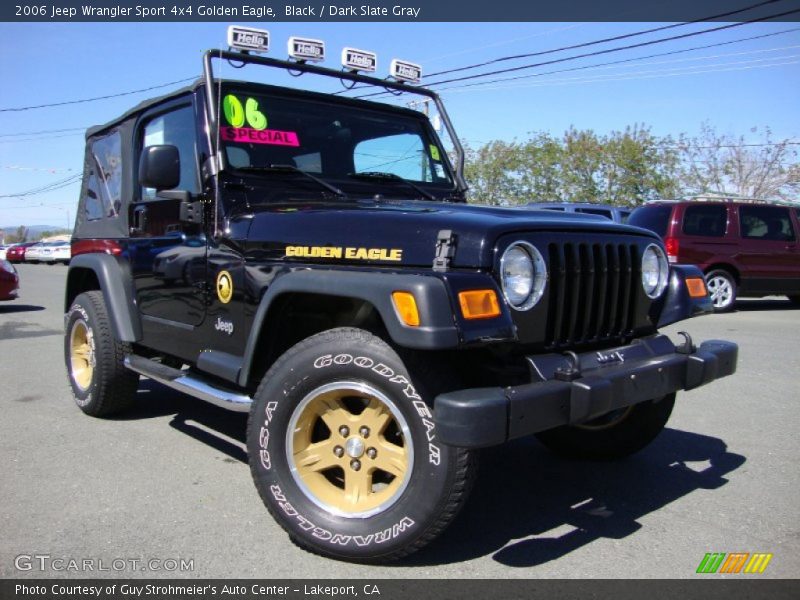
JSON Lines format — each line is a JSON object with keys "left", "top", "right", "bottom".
{"left": 285, "top": 245, "right": 403, "bottom": 262}
{"left": 221, "top": 93, "right": 301, "bottom": 147}
{"left": 221, "top": 127, "right": 300, "bottom": 147}
{"left": 429, "top": 145, "right": 441, "bottom": 161}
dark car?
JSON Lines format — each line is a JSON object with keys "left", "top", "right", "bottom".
{"left": 61, "top": 27, "right": 738, "bottom": 563}
{"left": 0, "top": 259, "right": 19, "bottom": 300}
{"left": 629, "top": 201, "right": 800, "bottom": 311}
{"left": 5, "top": 242, "right": 36, "bottom": 263}
{"left": 525, "top": 202, "right": 632, "bottom": 223}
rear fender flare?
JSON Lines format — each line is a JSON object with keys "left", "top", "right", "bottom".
{"left": 65, "top": 253, "right": 141, "bottom": 342}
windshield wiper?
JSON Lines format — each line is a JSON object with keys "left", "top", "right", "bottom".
{"left": 239, "top": 165, "right": 347, "bottom": 199}
{"left": 347, "top": 171, "right": 436, "bottom": 201}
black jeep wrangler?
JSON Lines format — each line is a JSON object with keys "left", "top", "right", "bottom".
{"left": 64, "top": 31, "right": 737, "bottom": 562}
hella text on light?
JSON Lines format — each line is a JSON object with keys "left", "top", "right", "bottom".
{"left": 341, "top": 48, "right": 377, "bottom": 72}
{"left": 227, "top": 26, "right": 270, "bottom": 53}
{"left": 390, "top": 59, "right": 422, "bottom": 84}
{"left": 288, "top": 37, "right": 326, "bottom": 63}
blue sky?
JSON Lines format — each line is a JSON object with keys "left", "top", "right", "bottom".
{"left": 1, "top": 21, "right": 798, "bottom": 228}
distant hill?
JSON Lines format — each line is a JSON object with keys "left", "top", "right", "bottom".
{"left": 0, "top": 225, "right": 63, "bottom": 234}
{"left": 0, "top": 225, "right": 72, "bottom": 242}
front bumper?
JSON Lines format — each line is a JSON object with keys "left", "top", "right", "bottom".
{"left": 434, "top": 334, "right": 737, "bottom": 448}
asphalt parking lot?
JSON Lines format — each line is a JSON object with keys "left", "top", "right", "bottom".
{"left": 1, "top": 263, "right": 798, "bottom": 579}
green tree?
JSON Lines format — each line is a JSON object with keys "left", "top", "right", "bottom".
{"left": 518, "top": 132, "right": 563, "bottom": 202}
{"left": 602, "top": 125, "right": 680, "bottom": 204}
{"left": 464, "top": 140, "right": 525, "bottom": 205}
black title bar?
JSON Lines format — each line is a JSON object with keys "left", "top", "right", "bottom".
{"left": 3, "top": 0, "right": 800, "bottom": 22}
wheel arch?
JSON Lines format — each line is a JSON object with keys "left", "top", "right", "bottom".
{"left": 704, "top": 263, "right": 740, "bottom": 285}
{"left": 238, "top": 270, "right": 460, "bottom": 389}
{"left": 65, "top": 254, "right": 141, "bottom": 342}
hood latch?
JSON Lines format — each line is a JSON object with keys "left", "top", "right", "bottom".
{"left": 433, "top": 229, "right": 457, "bottom": 272}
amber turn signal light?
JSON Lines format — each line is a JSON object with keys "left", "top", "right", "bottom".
{"left": 458, "top": 290, "right": 501, "bottom": 320}
{"left": 686, "top": 277, "right": 707, "bottom": 298}
{"left": 392, "top": 291, "right": 420, "bottom": 327}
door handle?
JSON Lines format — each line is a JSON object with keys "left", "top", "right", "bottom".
{"left": 130, "top": 205, "right": 148, "bottom": 234}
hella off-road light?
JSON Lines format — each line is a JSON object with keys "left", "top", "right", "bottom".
{"left": 227, "top": 26, "right": 270, "bottom": 54}
{"left": 342, "top": 48, "right": 377, "bottom": 72}
{"left": 641, "top": 244, "right": 669, "bottom": 299}
{"left": 390, "top": 59, "right": 422, "bottom": 84}
{"left": 501, "top": 242, "right": 547, "bottom": 310}
{"left": 288, "top": 37, "right": 325, "bottom": 63}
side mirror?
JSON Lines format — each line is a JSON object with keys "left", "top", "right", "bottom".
{"left": 139, "top": 145, "right": 180, "bottom": 190}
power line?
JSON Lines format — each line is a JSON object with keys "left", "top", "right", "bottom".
{"left": 432, "top": 26, "right": 800, "bottom": 93}
{"left": 0, "top": 127, "right": 86, "bottom": 138}
{"left": 0, "top": 76, "right": 197, "bottom": 113}
{"left": 424, "top": 0, "right": 786, "bottom": 79}
{"left": 0, "top": 175, "right": 82, "bottom": 199}
{"left": 357, "top": 7, "right": 800, "bottom": 100}
{"left": 0, "top": 132, "right": 87, "bottom": 144}
{"left": 425, "top": 8, "right": 800, "bottom": 88}
{"left": 441, "top": 56, "right": 799, "bottom": 94}
{"left": 2, "top": 201, "right": 75, "bottom": 209}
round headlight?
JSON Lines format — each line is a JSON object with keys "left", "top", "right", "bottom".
{"left": 641, "top": 244, "right": 669, "bottom": 299}
{"left": 500, "top": 242, "right": 547, "bottom": 310}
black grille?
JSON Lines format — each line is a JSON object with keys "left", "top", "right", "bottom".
{"left": 545, "top": 242, "right": 640, "bottom": 348}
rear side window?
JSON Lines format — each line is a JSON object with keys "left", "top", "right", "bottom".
{"left": 628, "top": 205, "right": 672, "bottom": 237}
{"left": 683, "top": 205, "right": 727, "bottom": 237}
{"left": 740, "top": 205, "right": 796, "bottom": 241}
{"left": 83, "top": 131, "right": 122, "bottom": 222}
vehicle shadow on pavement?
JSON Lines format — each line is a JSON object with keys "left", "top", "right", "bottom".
{"left": 0, "top": 304, "right": 45, "bottom": 314}
{"left": 734, "top": 299, "right": 799, "bottom": 312}
{"left": 118, "top": 380, "right": 248, "bottom": 463}
{"left": 118, "top": 382, "right": 745, "bottom": 568}
{"left": 405, "top": 429, "right": 745, "bottom": 567}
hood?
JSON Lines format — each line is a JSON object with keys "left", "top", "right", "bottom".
{"left": 237, "top": 199, "right": 657, "bottom": 268}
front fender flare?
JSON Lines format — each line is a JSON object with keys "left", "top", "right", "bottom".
{"left": 657, "top": 264, "right": 713, "bottom": 328}
{"left": 238, "top": 269, "right": 460, "bottom": 387}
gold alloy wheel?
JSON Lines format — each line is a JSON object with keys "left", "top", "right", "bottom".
{"left": 575, "top": 406, "right": 634, "bottom": 431}
{"left": 286, "top": 381, "right": 413, "bottom": 518}
{"left": 69, "top": 320, "right": 95, "bottom": 392}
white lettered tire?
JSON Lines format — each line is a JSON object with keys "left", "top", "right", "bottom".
{"left": 246, "top": 327, "right": 474, "bottom": 562}
{"left": 64, "top": 291, "right": 138, "bottom": 416}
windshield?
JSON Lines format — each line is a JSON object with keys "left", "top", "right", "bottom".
{"left": 218, "top": 87, "right": 454, "bottom": 197}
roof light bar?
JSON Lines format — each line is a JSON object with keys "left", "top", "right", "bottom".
{"left": 227, "top": 26, "right": 269, "bottom": 54}
{"left": 390, "top": 59, "right": 422, "bottom": 84}
{"left": 341, "top": 47, "right": 377, "bottom": 72}
{"left": 288, "top": 36, "right": 325, "bottom": 63}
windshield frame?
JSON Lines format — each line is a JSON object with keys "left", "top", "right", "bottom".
{"left": 216, "top": 82, "right": 457, "bottom": 197}
{"left": 202, "top": 49, "right": 467, "bottom": 193}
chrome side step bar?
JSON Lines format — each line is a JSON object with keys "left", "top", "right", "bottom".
{"left": 124, "top": 355, "right": 252, "bottom": 413}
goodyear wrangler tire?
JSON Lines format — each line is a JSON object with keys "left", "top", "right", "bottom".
{"left": 535, "top": 394, "right": 675, "bottom": 460}
{"left": 246, "top": 327, "right": 474, "bottom": 562}
{"left": 64, "top": 291, "right": 138, "bottom": 417}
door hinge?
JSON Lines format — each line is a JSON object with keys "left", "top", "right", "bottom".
{"left": 433, "top": 229, "right": 457, "bottom": 272}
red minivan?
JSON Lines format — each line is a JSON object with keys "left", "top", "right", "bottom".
{"left": 629, "top": 201, "right": 800, "bottom": 311}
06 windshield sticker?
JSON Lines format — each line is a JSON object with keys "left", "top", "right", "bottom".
{"left": 221, "top": 94, "right": 300, "bottom": 147}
